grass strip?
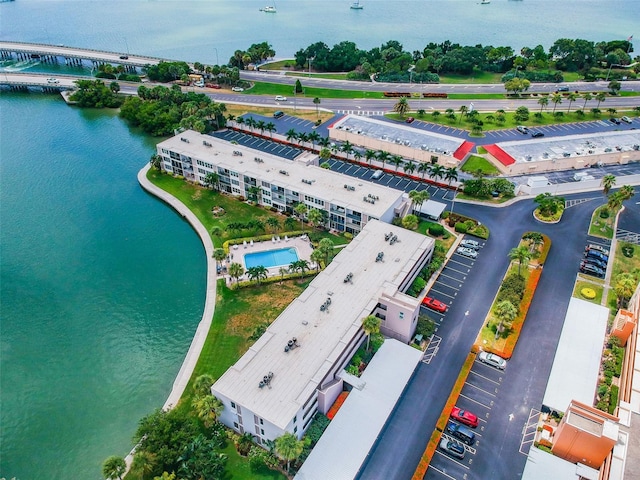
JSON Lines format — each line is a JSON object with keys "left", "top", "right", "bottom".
{"left": 412, "top": 352, "right": 476, "bottom": 479}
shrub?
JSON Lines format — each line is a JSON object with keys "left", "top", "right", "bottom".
{"left": 303, "top": 414, "right": 330, "bottom": 446}
{"left": 621, "top": 244, "right": 634, "bottom": 258}
{"left": 455, "top": 222, "right": 468, "bottom": 233}
{"left": 600, "top": 209, "right": 610, "bottom": 219}
{"left": 609, "top": 385, "right": 619, "bottom": 414}
{"left": 428, "top": 223, "right": 445, "bottom": 236}
{"left": 409, "top": 276, "right": 426, "bottom": 296}
{"left": 415, "top": 315, "right": 436, "bottom": 338}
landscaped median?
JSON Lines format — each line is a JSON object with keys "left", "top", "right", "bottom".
{"left": 412, "top": 352, "right": 476, "bottom": 480}
{"left": 473, "top": 233, "right": 550, "bottom": 359}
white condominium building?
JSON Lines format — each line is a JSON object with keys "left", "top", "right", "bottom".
{"left": 211, "top": 220, "right": 435, "bottom": 443}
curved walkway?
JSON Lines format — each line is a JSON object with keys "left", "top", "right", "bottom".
{"left": 137, "top": 163, "right": 217, "bottom": 410}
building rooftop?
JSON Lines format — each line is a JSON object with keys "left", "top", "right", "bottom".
{"left": 522, "top": 447, "right": 599, "bottom": 480}
{"left": 212, "top": 220, "right": 434, "bottom": 429}
{"left": 159, "top": 130, "right": 405, "bottom": 219}
{"left": 330, "top": 115, "right": 466, "bottom": 158}
{"left": 497, "top": 130, "right": 640, "bottom": 165}
{"left": 543, "top": 298, "right": 609, "bottom": 413}
{"left": 294, "top": 339, "right": 422, "bottom": 480}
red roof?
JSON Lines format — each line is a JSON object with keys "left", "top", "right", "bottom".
{"left": 484, "top": 144, "right": 516, "bottom": 166}
{"left": 453, "top": 140, "right": 475, "bottom": 160}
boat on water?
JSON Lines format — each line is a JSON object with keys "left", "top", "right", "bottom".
{"left": 260, "top": 5, "right": 276, "bottom": 12}
{"left": 480, "top": 0, "right": 490, "bottom": 4}
{"left": 350, "top": 0, "right": 364, "bottom": 9}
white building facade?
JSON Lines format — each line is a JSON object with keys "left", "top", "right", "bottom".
{"left": 156, "top": 130, "right": 412, "bottom": 234}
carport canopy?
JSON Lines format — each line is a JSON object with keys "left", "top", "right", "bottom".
{"left": 542, "top": 298, "right": 609, "bottom": 413}
{"left": 417, "top": 200, "right": 447, "bottom": 220}
{"left": 295, "top": 339, "right": 422, "bottom": 480}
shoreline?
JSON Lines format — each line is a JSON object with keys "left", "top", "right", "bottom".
{"left": 136, "top": 163, "right": 218, "bottom": 412}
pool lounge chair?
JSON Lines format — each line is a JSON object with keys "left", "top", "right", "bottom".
{"left": 250, "top": 240, "right": 254, "bottom": 247}
{"left": 285, "top": 235, "right": 289, "bottom": 242}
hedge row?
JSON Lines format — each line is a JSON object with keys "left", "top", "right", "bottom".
{"left": 500, "top": 267, "right": 542, "bottom": 358}
{"left": 449, "top": 212, "right": 490, "bottom": 239}
{"left": 422, "top": 92, "right": 448, "bottom": 98}
{"left": 412, "top": 352, "right": 476, "bottom": 479}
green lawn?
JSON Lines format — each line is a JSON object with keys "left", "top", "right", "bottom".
{"left": 438, "top": 71, "right": 504, "bottom": 84}
{"left": 612, "top": 241, "right": 640, "bottom": 279}
{"left": 286, "top": 71, "right": 351, "bottom": 80}
{"left": 573, "top": 280, "right": 604, "bottom": 305}
{"left": 589, "top": 205, "right": 615, "bottom": 239}
{"left": 245, "top": 81, "right": 384, "bottom": 99}
{"left": 461, "top": 155, "right": 500, "bottom": 175}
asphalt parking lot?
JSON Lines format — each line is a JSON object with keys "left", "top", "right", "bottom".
{"left": 213, "top": 129, "right": 303, "bottom": 160}
{"left": 426, "top": 357, "right": 505, "bottom": 480}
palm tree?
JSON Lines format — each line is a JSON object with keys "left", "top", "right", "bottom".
{"left": 275, "top": 432, "right": 304, "bottom": 472}
{"left": 236, "top": 432, "right": 255, "bottom": 456}
{"left": 245, "top": 116, "right": 256, "bottom": 132}
{"left": 391, "top": 155, "right": 404, "bottom": 172}
{"left": 430, "top": 164, "right": 445, "bottom": 183}
{"left": 255, "top": 120, "right": 267, "bottom": 135}
{"left": 298, "top": 131, "right": 309, "bottom": 147}
{"left": 619, "top": 185, "right": 635, "bottom": 202}
{"left": 318, "top": 238, "right": 335, "bottom": 266}
{"left": 582, "top": 92, "right": 592, "bottom": 109}
{"left": 458, "top": 105, "right": 468, "bottom": 124}
{"left": 131, "top": 451, "right": 156, "bottom": 480}
{"left": 601, "top": 174, "right": 616, "bottom": 195}
{"left": 102, "top": 455, "right": 126, "bottom": 480}
{"left": 364, "top": 149, "right": 377, "bottom": 165}
{"left": 279, "top": 267, "right": 288, "bottom": 283}
{"left": 285, "top": 128, "right": 298, "bottom": 143}
{"left": 537, "top": 96, "right": 549, "bottom": 113}
{"left": 297, "top": 259, "right": 310, "bottom": 277}
{"left": 248, "top": 186, "right": 261, "bottom": 202}
{"left": 284, "top": 216, "right": 297, "bottom": 231}
{"left": 318, "top": 136, "right": 330, "bottom": 149}
{"left": 308, "top": 131, "right": 321, "bottom": 150}
{"left": 614, "top": 273, "right": 636, "bottom": 308}
{"left": 377, "top": 150, "right": 390, "bottom": 169}
{"left": 566, "top": 92, "right": 578, "bottom": 113}
{"left": 265, "top": 121, "right": 276, "bottom": 138}
{"left": 444, "top": 167, "right": 458, "bottom": 191}
{"left": 522, "top": 232, "right": 544, "bottom": 254}
{"left": 192, "top": 394, "right": 224, "bottom": 428}
{"left": 204, "top": 172, "right": 219, "bottom": 191}
{"left": 266, "top": 216, "right": 280, "bottom": 233}
{"left": 509, "top": 245, "right": 532, "bottom": 276}
{"left": 193, "top": 373, "right": 215, "bottom": 397}
{"left": 551, "top": 93, "right": 563, "bottom": 114}
{"left": 393, "top": 97, "right": 409, "bottom": 118}
{"left": 341, "top": 140, "right": 354, "bottom": 160}
{"left": 247, "top": 265, "right": 268, "bottom": 284}
{"left": 294, "top": 203, "right": 308, "bottom": 231}
{"left": 494, "top": 300, "right": 518, "bottom": 339}
{"left": 313, "top": 97, "right": 321, "bottom": 117}
{"left": 310, "top": 249, "right": 324, "bottom": 271}
{"left": 235, "top": 116, "right": 245, "bottom": 130}
{"left": 595, "top": 91, "right": 606, "bottom": 108}
{"left": 307, "top": 208, "right": 324, "bottom": 229}
{"left": 404, "top": 160, "right": 417, "bottom": 176}
{"left": 229, "top": 262, "right": 244, "bottom": 285}
{"left": 408, "top": 190, "right": 422, "bottom": 214}
{"left": 417, "top": 162, "right": 431, "bottom": 179}
{"left": 361, "top": 315, "right": 381, "bottom": 351}
{"left": 353, "top": 150, "right": 363, "bottom": 163}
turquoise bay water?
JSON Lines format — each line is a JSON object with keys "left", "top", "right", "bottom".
{"left": 0, "top": 93, "right": 206, "bottom": 479}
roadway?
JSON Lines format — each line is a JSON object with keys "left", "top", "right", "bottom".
{"left": 0, "top": 40, "right": 161, "bottom": 67}
{"left": 358, "top": 191, "right": 630, "bottom": 480}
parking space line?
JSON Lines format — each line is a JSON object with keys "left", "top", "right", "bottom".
{"left": 468, "top": 369, "right": 502, "bottom": 385}
{"left": 463, "top": 381, "right": 497, "bottom": 397}
{"left": 433, "top": 451, "right": 470, "bottom": 470}
{"left": 443, "top": 265, "right": 471, "bottom": 275}
{"left": 427, "top": 464, "right": 458, "bottom": 480}
{"left": 459, "top": 393, "right": 492, "bottom": 410}
{"left": 429, "top": 289, "right": 458, "bottom": 300}
{"left": 437, "top": 272, "right": 466, "bottom": 284}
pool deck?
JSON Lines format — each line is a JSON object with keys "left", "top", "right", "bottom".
{"left": 227, "top": 235, "right": 315, "bottom": 278}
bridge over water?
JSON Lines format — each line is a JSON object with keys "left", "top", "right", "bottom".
{"left": 0, "top": 41, "right": 165, "bottom": 69}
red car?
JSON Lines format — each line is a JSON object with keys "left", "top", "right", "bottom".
{"left": 405, "top": 117, "right": 415, "bottom": 123}
{"left": 422, "top": 296, "right": 447, "bottom": 313}
{"left": 451, "top": 406, "right": 478, "bottom": 428}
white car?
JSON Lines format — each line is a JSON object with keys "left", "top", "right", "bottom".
{"left": 231, "top": 86, "right": 244, "bottom": 92}
{"left": 460, "top": 239, "right": 480, "bottom": 250}
{"left": 478, "top": 351, "right": 507, "bottom": 370}
{"left": 456, "top": 247, "right": 478, "bottom": 259}
{"left": 46, "top": 78, "right": 60, "bottom": 84}
{"left": 275, "top": 95, "right": 287, "bottom": 101}
{"left": 620, "top": 116, "right": 632, "bottom": 124}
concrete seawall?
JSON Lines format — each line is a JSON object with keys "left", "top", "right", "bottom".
{"left": 136, "top": 163, "right": 218, "bottom": 410}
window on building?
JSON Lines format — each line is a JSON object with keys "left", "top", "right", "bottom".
{"left": 293, "top": 416, "right": 297, "bottom": 423}
{"left": 261, "top": 429, "right": 265, "bottom": 435}
{"left": 399, "top": 312, "right": 404, "bottom": 319}
{"left": 260, "top": 418, "right": 264, "bottom": 425}
{"left": 231, "top": 401, "right": 236, "bottom": 409}
{"left": 233, "top": 422, "right": 239, "bottom": 429}
{"left": 294, "top": 426, "right": 298, "bottom": 433}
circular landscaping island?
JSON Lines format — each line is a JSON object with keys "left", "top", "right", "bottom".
{"left": 580, "top": 287, "right": 596, "bottom": 299}
{"left": 533, "top": 193, "right": 565, "bottom": 223}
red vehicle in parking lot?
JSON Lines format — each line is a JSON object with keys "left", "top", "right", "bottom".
{"left": 205, "top": 83, "right": 221, "bottom": 89}
{"left": 422, "top": 296, "right": 447, "bottom": 313}
{"left": 451, "top": 406, "right": 479, "bottom": 428}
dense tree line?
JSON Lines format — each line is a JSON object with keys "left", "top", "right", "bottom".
{"left": 69, "top": 79, "right": 124, "bottom": 108}
{"left": 228, "top": 41, "right": 276, "bottom": 69}
{"left": 145, "top": 61, "right": 192, "bottom": 82}
{"left": 119, "top": 85, "right": 226, "bottom": 136}
{"left": 285, "top": 37, "right": 636, "bottom": 83}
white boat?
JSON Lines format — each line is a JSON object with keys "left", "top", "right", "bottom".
{"left": 260, "top": 4, "right": 276, "bottom": 12}
{"left": 480, "top": 0, "right": 490, "bottom": 4}
{"left": 350, "top": 0, "right": 364, "bottom": 9}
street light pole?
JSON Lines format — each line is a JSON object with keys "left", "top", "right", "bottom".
{"left": 212, "top": 47, "right": 219, "bottom": 66}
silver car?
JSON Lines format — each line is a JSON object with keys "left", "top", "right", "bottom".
{"left": 478, "top": 351, "right": 507, "bottom": 370}
{"left": 439, "top": 438, "right": 465, "bottom": 459}
{"left": 460, "top": 239, "right": 480, "bottom": 250}
{"left": 456, "top": 247, "right": 478, "bottom": 259}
